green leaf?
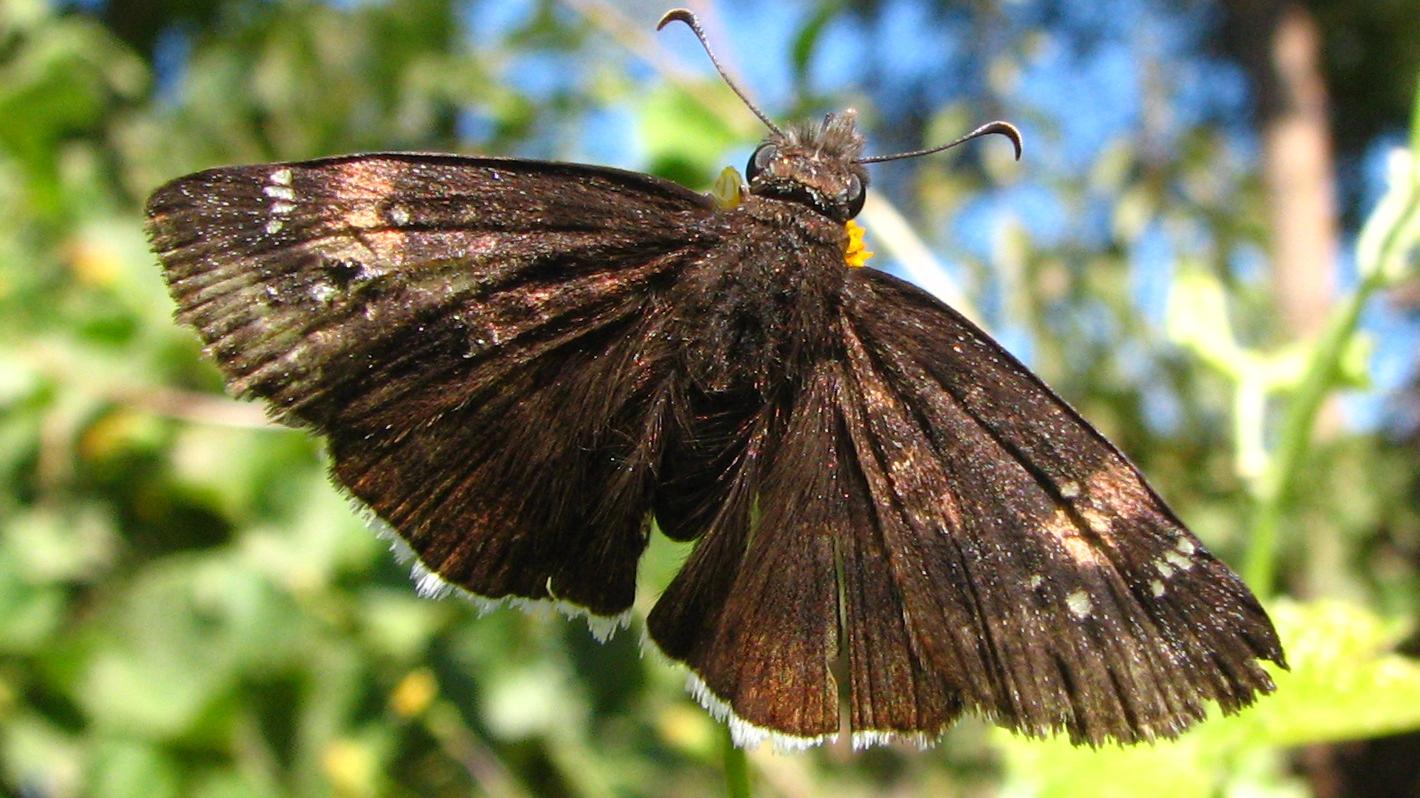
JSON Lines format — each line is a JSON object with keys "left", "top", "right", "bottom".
{"left": 87, "top": 739, "right": 180, "bottom": 798}
{"left": 790, "top": 6, "right": 838, "bottom": 82}
{"left": 637, "top": 85, "right": 743, "bottom": 188}
{"left": 69, "top": 554, "right": 306, "bottom": 739}
{"left": 356, "top": 588, "right": 451, "bottom": 661}
{"left": 189, "top": 770, "right": 282, "bottom": 798}
{"left": 1, "top": 712, "right": 84, "bottom": 797}
{"left": 3, "top": 505, "right": 117, "bottom": 584}
{"left": 996, "top": 599, "right": 1420, "bottom": 797}
{"left": 0, "top": 561, "right": 65, "bottom": 653}
{"left": 1247, "top": 599, "right": 1420, "bottom": 745}
{"left": 1166, "top": 265, "right": 1244, "bottom": 378}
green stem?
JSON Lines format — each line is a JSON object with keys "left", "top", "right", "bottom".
{"left": 1411, "top": 70, "right": 1420, "bottom": 154}
{"left": 720, "top": 726, "right": 751, "bottom": 798}
{"left": 1234, "top": 375, "right": 1268, "bottom": 486}
{"left": 1243, "top": 105, "right": 1420, "bottom": 594}
{"left": 1243, "top": 286, "right": 1370, "bottom": 594}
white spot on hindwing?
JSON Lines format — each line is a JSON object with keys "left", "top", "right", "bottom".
{"left": 1059, "top": 480, "right": 1081, "bottom": 499}
{"left": 387, "top": 204, "right": 410, "bottom": 225}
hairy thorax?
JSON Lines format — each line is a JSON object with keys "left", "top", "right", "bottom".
{"left": 669, "top": 196, "right": 848, "bottom": 394}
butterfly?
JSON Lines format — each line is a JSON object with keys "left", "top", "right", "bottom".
{"left": 144, "top": 8, "right": 1284, "bottom": 751}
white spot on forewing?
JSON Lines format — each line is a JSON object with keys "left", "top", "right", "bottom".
{"left": 1083, "top": 462, "right": 1154, "bottom": 507}
{"left": 1175, "top": 537, "right": 1196, "bottom": 555}
{"left": 344, "top": 207, "right": 381, "bottom": 229}
{"left": 1150, "top": 579, "right": 1166, "bottom": 597}
{"left": 271, "top": 201, "right": 295, "bottom": 215}
{"left": 1027, "top": 574, "right": 1044, "bottom": 589}
{"left": 387, "top": 205, "right": 410, "bottom": 225}
{"left": 1043, "top": 509, "right": 1105, "bottom": 566}
{"left": 1059, "top": 480, "right": 1080, "bottom": 499}
{"left": 1066, "top": 590, "right": 1093, "bottom": 618}
{"left": 264, "top": 185, "right": 296, "bottom": 201}
{"left": 1080, "top": 508, "right": 1111, "bottom": 534}
{"left": 1156, "top": 560, "right": 1175, "bottom": 578}
{"left": 269, "top": 168, "right": 293, "bottom": 186}
{"left": 265, "top": 219, "right": 283, "bottom": 235}
{"left": 1164, "top": 549, "right": 1194, "bottom": 571}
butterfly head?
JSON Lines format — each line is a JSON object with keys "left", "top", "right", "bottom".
{"left": 659, "top": 7, "right": 1022, "bottom": 223}
{"left": 746, "top": 110, "right": 870, "bottom": 223}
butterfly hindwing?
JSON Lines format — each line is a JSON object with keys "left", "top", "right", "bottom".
{"left": 146, "top": 154, "right": 717, "bottom": 629}
{"left": 649, "top": 359, "right": 967, "bottom": 749}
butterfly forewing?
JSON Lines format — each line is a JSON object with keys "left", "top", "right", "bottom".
{"left": 833, "top": 268, "right": 1284, "bottom": 744}
{"left": 147, "top": 154, "right": 718, "bottom": 626}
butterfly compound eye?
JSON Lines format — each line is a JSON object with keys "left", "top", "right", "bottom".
{"left": 845, "top": 172, "right": 866, "bottom": 219}
{"left": 746, "top": 143, "right": 776, "bottom": 182}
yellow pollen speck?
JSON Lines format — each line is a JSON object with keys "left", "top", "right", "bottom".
{"left": 321, "top": 738, "right": 374, "bottom": 793}
{"left": 844, "top": 220, "right": 874, "bottom": 268}
{"left": 66, "top": 238, "right": 122, "bottom": 286}
{"left": 390, "top": 668, "right": 437, "bottom": 718}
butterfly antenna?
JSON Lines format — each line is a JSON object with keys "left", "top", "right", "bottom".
{"left": 658, "top": 8, "right": 785, "bottom": 137}
{"left": 857, "top": 120, "right": 1023, "bottom": 164}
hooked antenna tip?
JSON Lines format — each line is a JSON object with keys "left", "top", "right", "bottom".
{"left": 983, "top": 120, "right": 1024, "bottom": 161}
{"left": 655, "top": 6, "right": 783, "bottom": 136}
{"left": 856, "top": 119, "right": 1024, "bottom": 165}
{"left": 657, "top": 8, "right": 695, "bottom": 32}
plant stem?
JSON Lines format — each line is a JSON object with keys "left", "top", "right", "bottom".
{"left": 721, "top": 726, "right": 751, "bottom": 798}
{"left": 1243, "top": 79, "right": 1420, "bottom": 593}
{"left": 1243, "top": 284, "right": 1370, "bottom": 594}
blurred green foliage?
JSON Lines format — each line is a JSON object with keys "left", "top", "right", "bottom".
{"left": 2, "top": 1, "right": 1420, "bottom": 796}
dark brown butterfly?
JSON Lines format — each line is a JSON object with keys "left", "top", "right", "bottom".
{"left": 144, "top": 8, "right": 1284, "bottom": 751}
